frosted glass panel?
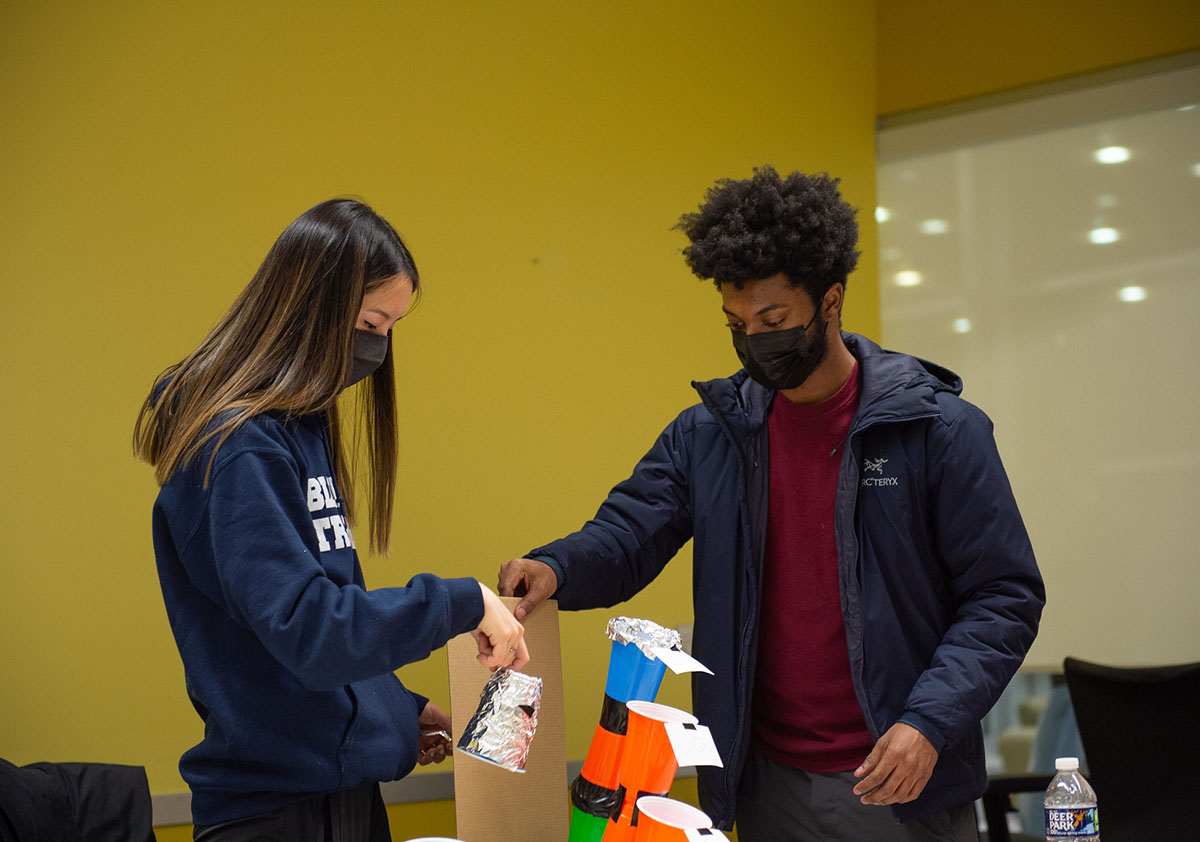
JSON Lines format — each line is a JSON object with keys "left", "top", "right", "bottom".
{"left": 878, "top": 95, "right": 1200, "bottom": 669}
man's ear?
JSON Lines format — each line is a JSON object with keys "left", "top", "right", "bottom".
{"left": 823, "top": 282, "right": 845, "bottom": 318}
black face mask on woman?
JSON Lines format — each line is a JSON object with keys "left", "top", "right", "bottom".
{"left": 731, "top": 311, "right": 828, "bottom": 391}
{"left": 344, "top": 329, "right": 389, "bottom": 388}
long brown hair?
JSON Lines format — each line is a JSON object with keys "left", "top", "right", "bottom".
{"left": 133, "top": 198, "right": 418, "bottom": 554}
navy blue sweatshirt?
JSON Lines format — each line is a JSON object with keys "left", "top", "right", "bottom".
{"left": 151, "top": 411, "right": 484, "bottom": 824}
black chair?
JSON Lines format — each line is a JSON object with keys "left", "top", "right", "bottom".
{"left": 0, "top": 759, "right": 156, "bottom": 842}
{"left": 1063, "top": 656, "right": 1200, "bottom": 840}
{"left": 979, "top": 771, "right": 1054, "bottom": 842}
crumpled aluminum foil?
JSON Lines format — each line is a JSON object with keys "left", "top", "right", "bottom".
{"left": 455, "top": 668, "right": 542, "bottom": 773}
{"left": 606, "top": 617, "right": 682, "bottom": 661}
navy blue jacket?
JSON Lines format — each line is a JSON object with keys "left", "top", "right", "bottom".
{"left": 152, "top": 411, "right": 484, "bottom": 824}
{"left": 530, "top": 333, "right": 1044, "bottom": 827}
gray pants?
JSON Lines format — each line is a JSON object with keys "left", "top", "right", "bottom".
{"left": 735, "top": 748, "right": 978, "bottom": 842}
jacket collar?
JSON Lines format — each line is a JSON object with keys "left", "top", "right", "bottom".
{"left": 693, "top": 332, "right": 962, "bottom": 435}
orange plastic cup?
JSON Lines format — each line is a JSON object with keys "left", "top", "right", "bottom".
{"left": 580, "top": 721, "right": 626, "bottom": 789}
{"left": 633, "top": 796, "right": 714, "bottom": 841}
{"left": 601, "top": 819, "right": 638, "bottom": 842}
{"left": 620, "top": 702, "right": 698, "bottom": 796}
{"left": 610, "top": 701, "right": 699, "bottom": 827}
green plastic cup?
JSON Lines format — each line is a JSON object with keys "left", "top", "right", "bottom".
{"left": 568, "top": 805, "right": 610, "bottom": 842}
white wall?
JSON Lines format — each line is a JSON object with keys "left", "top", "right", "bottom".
{"left": 877, "top": 64, "right": 1200, "bottom": 669}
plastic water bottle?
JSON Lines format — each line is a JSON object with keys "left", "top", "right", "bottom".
{"left": 1044, "top": 756, "right": 1099, "bottom": 840}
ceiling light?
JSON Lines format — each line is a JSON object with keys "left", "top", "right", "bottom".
{"left": 952, "top": 318, "right": 971, "bottom": 334}
{"left": 1088, "top": 227, "right": 1119, "bottom": 244}
{"left": 919, "top": 219, "right": 949, "bottom": 235}
{"left": 875, "top": 207, "right": 891, "bottom": 223}
{"left": 1095, "top": 146, "right": 1131, "bottom": 164}
{"left": 1118, "top": 286, "right": 1146, "bottom": 302}
{"left": 894, "top": 270, "right": 922, "bottom": 287}
{"left": 1192, "top": 163, "right": 1200, "bottom": 177}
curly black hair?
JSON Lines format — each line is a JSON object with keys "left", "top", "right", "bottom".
{"left": 676, "top": 166, "right": 860, "bottom": 303}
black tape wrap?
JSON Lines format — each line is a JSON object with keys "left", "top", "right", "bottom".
{"left": 570, "top": 774, "right": 623, "bottom": 818}
{"left": 598, "top": 694, "right": 628, "bottom": 734}
{"left": 613, "top": 786, "right": 671, "bottom": 825}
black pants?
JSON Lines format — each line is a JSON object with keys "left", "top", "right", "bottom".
{"left": 735, "top": 748, "right": 979, "bottom": 842}
{"left": 193, "top": 783, "right": 391, "bottom": 842}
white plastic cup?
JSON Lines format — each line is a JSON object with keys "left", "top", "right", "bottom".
{"left": 634, "top": 795, "right": 714, "bottom": 840}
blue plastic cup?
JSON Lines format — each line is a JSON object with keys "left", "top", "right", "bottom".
{"left": 603, "top": 639, "right": 668, "bottom": 704}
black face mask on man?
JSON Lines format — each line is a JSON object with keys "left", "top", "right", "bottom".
{"left": 731, "top": 311, "right": 829, "bottom": 391}
{"left": 344, "top": 329, "right": 389, "bottom": 388}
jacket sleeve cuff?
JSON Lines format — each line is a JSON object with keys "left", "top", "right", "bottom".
{"left": 897, "top": 710, "right": 947, "bottom": 754}
{"left": 408, "top": 688, "right": 429, "bottom": 715}
{"left": 442, "top": 576, "right": 486, "bottom": 636}
{"left": 531, "top": 555, "right": 564, "bottom": 591}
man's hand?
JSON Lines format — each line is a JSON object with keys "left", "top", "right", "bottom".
{"left": 497, "top": 557, "right": 557, "bottom": 620}
{"left": 417, "top": 701, "right": 452, "bottom": 766}
{"left": 852, "top": 722, "right": 938, "bottom": 805}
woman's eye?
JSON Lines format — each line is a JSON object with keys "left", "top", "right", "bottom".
{"left": 764, "top": 319, "right": 784, "bottom": 329}
{"left": 363, "top": 321, "right": 377, "bottom": 331}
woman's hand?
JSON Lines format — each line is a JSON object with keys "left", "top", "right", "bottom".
{"left": 472, "top": 583, "right": 530, "bottom": 671}
{"left": 417, "top": 701, "right": 452, "bottom": 765}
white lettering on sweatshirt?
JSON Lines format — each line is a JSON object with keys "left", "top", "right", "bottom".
{"left": 306, "top": 475, "right": 354, "bottom": 551}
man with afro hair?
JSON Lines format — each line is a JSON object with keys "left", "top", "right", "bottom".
{"left": 499, "top": 167, "right": 1043, "bottom": 840}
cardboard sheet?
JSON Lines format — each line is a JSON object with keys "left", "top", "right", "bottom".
{"left": 447, "top": 597, "right": 568, "bottom": 841}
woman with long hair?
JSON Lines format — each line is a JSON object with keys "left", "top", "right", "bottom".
{"left": 134, "top": 198, "right": 528, "bottom": 840}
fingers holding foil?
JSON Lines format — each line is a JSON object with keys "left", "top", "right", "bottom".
{"left": 417, "top": 702, "right": 453, "bottom": 766}
{"left": 508, "top": 638, "right": 530, "bottom": 671}
{"left": 418, "top": 729, "right": 451, "bottom": 765}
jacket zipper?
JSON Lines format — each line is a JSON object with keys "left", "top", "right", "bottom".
{"left": 839, "top": 410, "right": 941, "bottom": 740}
{"left": 695, "top": 383, "right": 763, "bottom": 826}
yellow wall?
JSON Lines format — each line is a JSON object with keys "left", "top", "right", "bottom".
{"left": 0, "top": 0, "right": 875, "bottom": 834}
{"left": 877, "top": 0, "right": 1200, "bottom": 115}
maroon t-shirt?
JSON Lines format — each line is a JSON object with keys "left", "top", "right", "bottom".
{"left": 751, "top": 363, "right": 875, "bottom": 772}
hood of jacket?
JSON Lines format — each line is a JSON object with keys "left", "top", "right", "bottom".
{"left": 693, "top": 332, "right": 963, "bottom": 435}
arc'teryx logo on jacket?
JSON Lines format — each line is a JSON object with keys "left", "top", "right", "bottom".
{"left": 862, "top": 457, "right": 898, "bottom": 486}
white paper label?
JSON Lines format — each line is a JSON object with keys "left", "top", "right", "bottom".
{"left": 652, "top": 646, "right": 714, "bottom": 675}
{"left": 664, "top": 721, "right": 724, "bottom": 768}
{"left": 684, "top": 829, "right": 728, "bottom": 841}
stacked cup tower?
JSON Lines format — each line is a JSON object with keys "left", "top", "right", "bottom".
{"left": 567, "top": 619, "right": 676, "bottom": 842}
